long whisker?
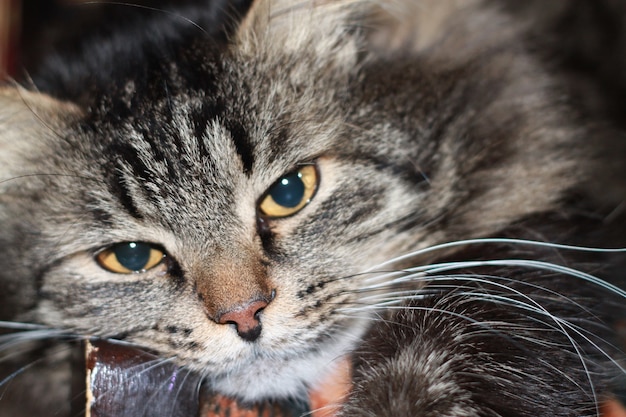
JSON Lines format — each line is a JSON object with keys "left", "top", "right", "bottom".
{"left": 0, "top": 321, "right": 50, "bottom": 331}
{"left": 0, "top": 173, "right": 100, "bottom": 186}
{"left": 357, "top": 273, "right": 597, "bottom": 317}
{"left": 0, "top": 359, "right": 45, "bottom": 394}
{"left": 365, "top": 237, "right": 626, "bottom": 272}
{"left": 77, "top": 1, "right": 209, "bottom": 36}
{"left": 362, "top": 258, "right": 626, "bottom": 300}
{"left": 354, "top": 269, "right": 625, "bottom": 359}
{"left": 344, "top": 255, "right": 626, "bottom": 411}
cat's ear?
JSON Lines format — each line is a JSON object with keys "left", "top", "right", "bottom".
{"left": 233, "top": 0, "right": 363, "bottom": 70}
{"left": 0, "top": 86, "right": 82, "bottom": 176}
{"left": 234, "top": 0, "right": 510, "bottom": 63}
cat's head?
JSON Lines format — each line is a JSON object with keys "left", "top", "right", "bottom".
{"left": 0, "top": 0, "right": 593, "bottom": 400}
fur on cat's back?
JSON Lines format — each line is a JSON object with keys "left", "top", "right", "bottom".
{"left": 1, "top": 1, "right": 626, "bottom": 416}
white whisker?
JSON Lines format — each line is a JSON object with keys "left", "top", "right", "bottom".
{"left": 362, "top": 258, "right": 626, "bottom": 300}
{"left": 78, "top": 1, "right": 209, "bottom": 36}
{"left": 0, "top": 330, "right": 69, "bottom": 352}
{"left": 365, "top": 237, "right": 626, "bottom": 271}
{"left": 0, "top": 360, "right": 42, "bottom": 392}
{"left": 344, "top": 259, "right": 625, "bottom": 410}
{"left": 0, "top": 321, "right": 50, "bottom": 331}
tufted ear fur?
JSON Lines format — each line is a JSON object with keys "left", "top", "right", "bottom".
{"left": 235, "top": 0, "right": 357, "bottom": 51}
{"left": 0, "top": 86, "right": 82, "bottom": 181}
{"left": 233, "top": 0, "right": 517, "bottom": 64}
{"left": 231, "top": 0, "right": 366, "bottom": 78}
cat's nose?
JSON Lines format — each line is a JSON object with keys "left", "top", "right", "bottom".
{"left": 217, "top": 299, "right": 268, "bottom": 342}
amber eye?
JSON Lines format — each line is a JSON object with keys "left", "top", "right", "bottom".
{"left": 258, "top": 165, "right": 318, "bottom": 218}
{"left": 96, "top": 242, "right": 165, "bottom": 274}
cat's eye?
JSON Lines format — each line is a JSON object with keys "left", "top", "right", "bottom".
{"left": 96, "top": 242, "right": 165, "bottom": 274}
{"left": 258, "top": 165, "right": 318, "bottom": 218}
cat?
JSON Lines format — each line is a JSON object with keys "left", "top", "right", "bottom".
{"left": 1, "top": 0, "right": 626, "bottom": 416}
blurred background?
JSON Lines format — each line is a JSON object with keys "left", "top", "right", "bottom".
{"left": 0, "top": 0, "right": 250, "bottom": 80}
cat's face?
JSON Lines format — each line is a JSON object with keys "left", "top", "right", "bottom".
{"left": 0, "top": 0, "right": 587, "bottom": 400}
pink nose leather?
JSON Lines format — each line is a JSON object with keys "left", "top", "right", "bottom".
{"left": 217, "top": 300, "right": 268, "bottom": 342}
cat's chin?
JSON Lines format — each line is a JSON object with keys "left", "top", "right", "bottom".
{"left": 206, "top": 318, "right": 367, "bottom": 402}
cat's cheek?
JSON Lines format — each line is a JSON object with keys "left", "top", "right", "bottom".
{"left": 33, "top": 254, "right": 176, "bottom": 334}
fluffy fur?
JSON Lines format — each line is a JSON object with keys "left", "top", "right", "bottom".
{"left": 1, "top": 1, "right": 625, "bottom": 416}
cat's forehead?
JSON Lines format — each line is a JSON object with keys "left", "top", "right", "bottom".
{"left": 52, "top": 45, "right": 354, "bottom": 245}
{"left": 85, "top": 48, "right": 344, "bottom": 182}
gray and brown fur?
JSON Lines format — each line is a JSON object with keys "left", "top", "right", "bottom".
{"left": 1, "top": 0, "right": 625, "bottom": 416}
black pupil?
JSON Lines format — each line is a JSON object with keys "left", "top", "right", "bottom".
{"left": 269, "top": 172, "right": 305, "bottom": 208}
{"left": 114, "top": 242, "right": 152, "bottom": 271}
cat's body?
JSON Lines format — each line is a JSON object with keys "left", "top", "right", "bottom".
{"left": 1, "top": 1, "right": 626, "bottom": 416}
